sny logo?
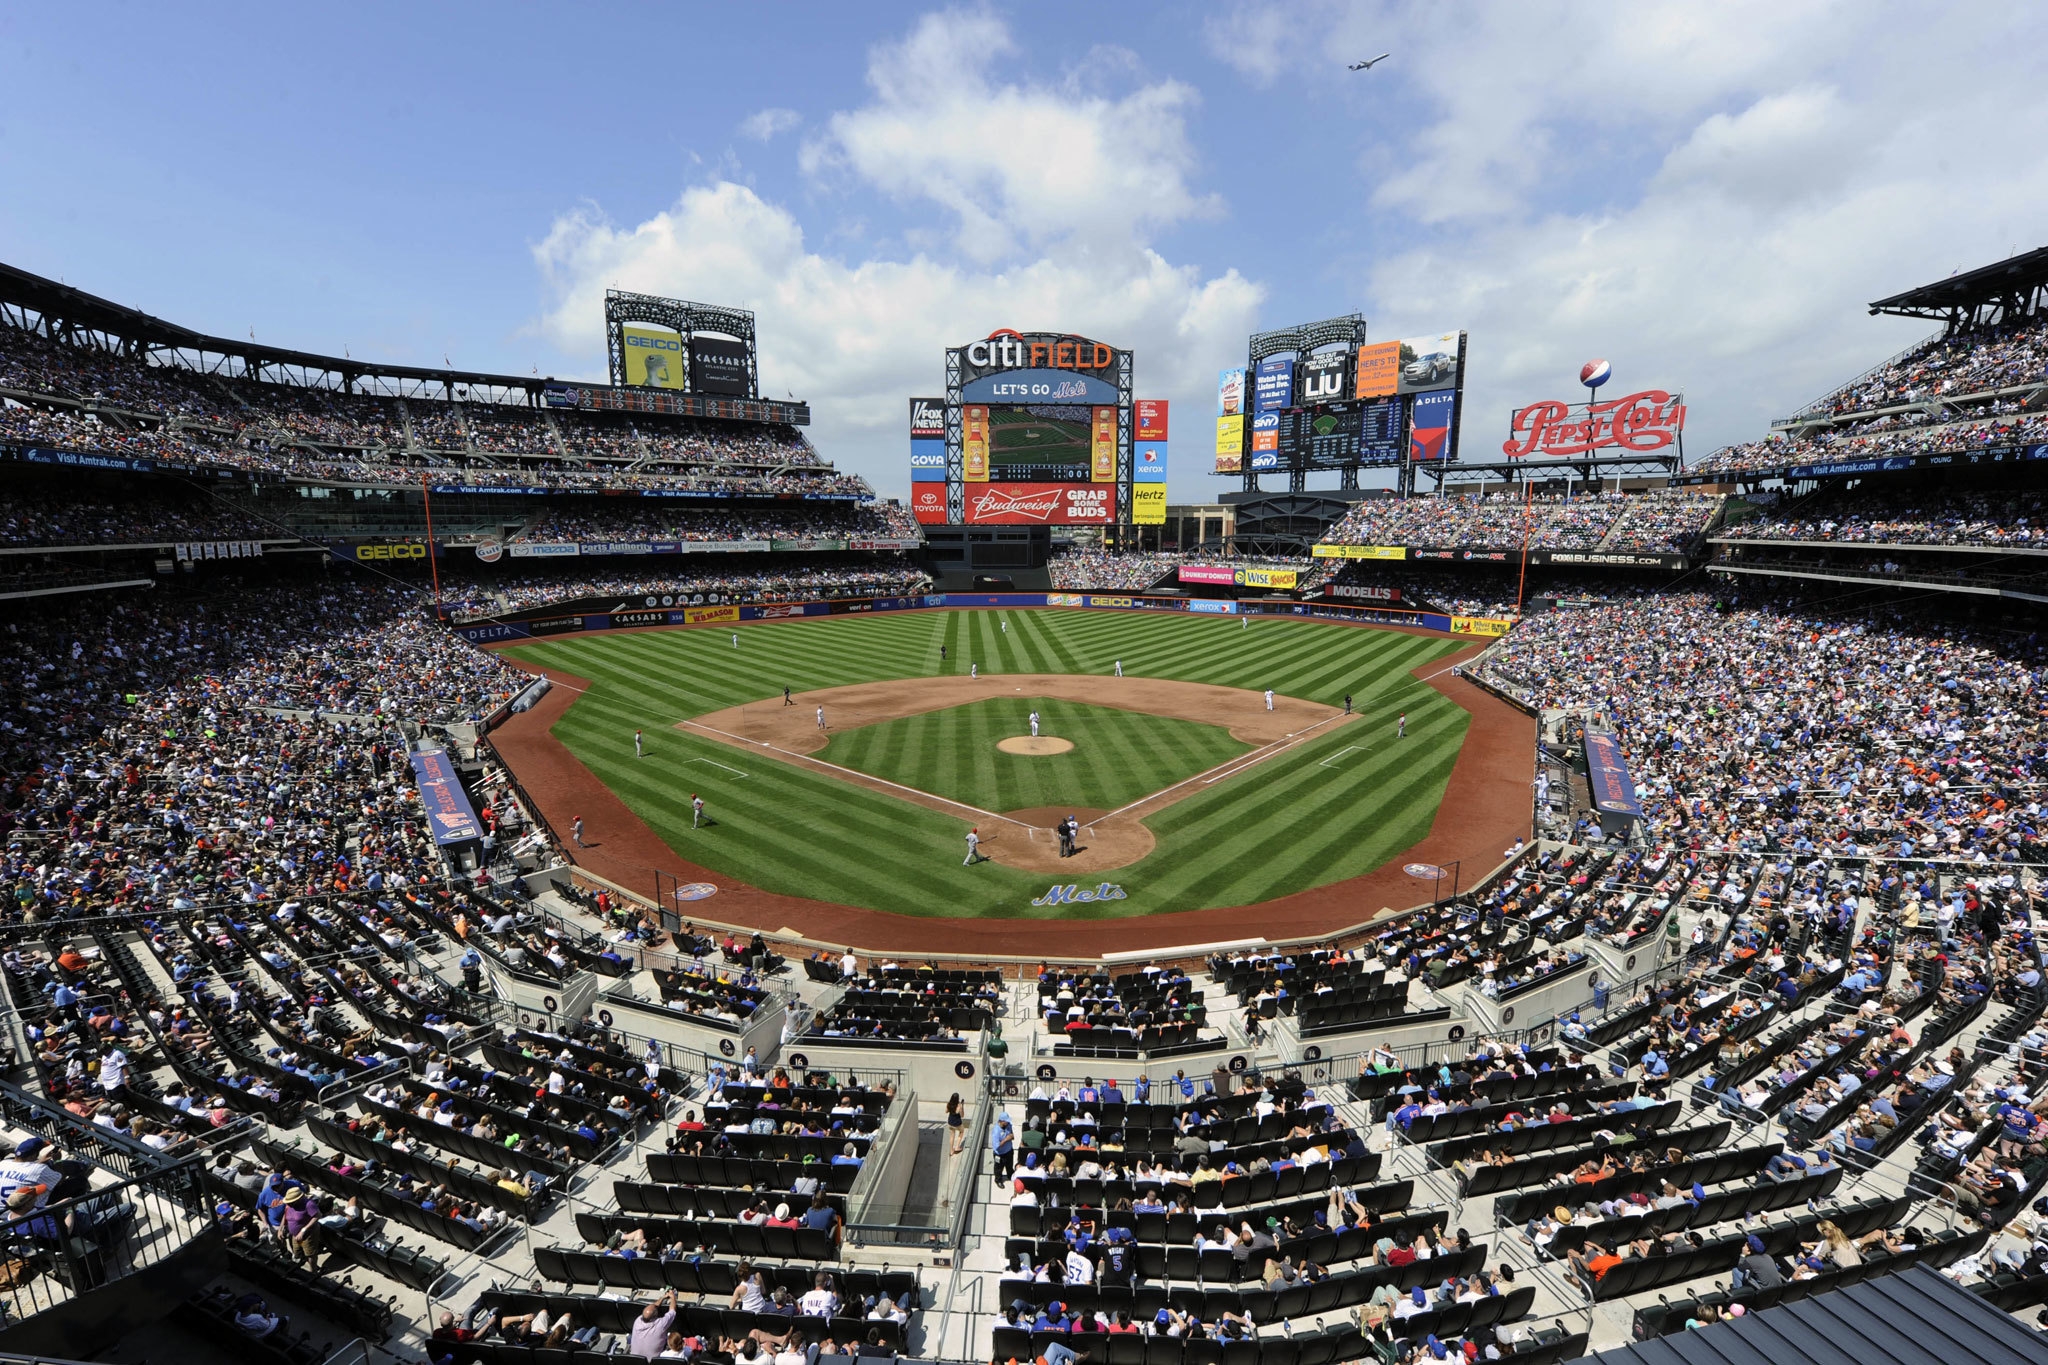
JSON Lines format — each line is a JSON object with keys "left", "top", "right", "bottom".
{"left": 1031, "top": 883, "right": 1128, "bottom": 906}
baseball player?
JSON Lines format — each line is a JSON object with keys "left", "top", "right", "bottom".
{"left": 939, "top": 644, "right": 947, "bottom": 663}
{"left": 634, "top": 729, "right": 643, "bottom": 757}
{"left": 1001, "top": 620, "right": 1007, "bottom": 634}
{"left": 1029, "top": 710, "right": 1040, "bottom": 738}
{"left": 1264, "top": 689, "right": 1274, "bottom": 712}
{"left": 1114, "top": 660, "right": 1123, "bottom": 677}
{"left": 783, "top": 685, "right": 793, "bottom": 707}
{"left": 963, "top": 828, "right": 981, "bottom": 865}
{"left": 1057, "top": 817, "right": 1073, "bottom": 858}
{"left": 1343, "top": 695, "right": 1352, "bottom": 715}
{"left": 1397, "top": 712, "right": 1407, "bottom": 739}
{"left": 970, "top": 663, "right": 978, "bottom": 680}
{"left": 692, "top": 794, "right": 705, "bottom": 827}
{"left": 1242, "top": 616, "right": 1248, "bottom": 630}
{"left": 816, "top": 706, "right": 826, "bottom": 731}
{"left": 572, "top": 816, "right": 585, "bottom": 847}
{"left": 732, "top": 632, "right": 739, "bottom": 649}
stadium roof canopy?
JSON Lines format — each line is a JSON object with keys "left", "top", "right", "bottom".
{"left": 0, "top": 259, "right": 559, "bottom": 398}
{"left": 1569, "top": 1266, "right": 2048, "bottom": 1365}
{"left": 1868, "top": 244, "right": 2048, "bottom": 323}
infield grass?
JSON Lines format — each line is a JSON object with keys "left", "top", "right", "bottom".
{"left": 500, "top": 609, "right": 1469, "bottom": 919}
{"left": 821, "top": 696, "right": 1251, "bottom": 813}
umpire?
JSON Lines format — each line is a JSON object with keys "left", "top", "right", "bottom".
{"left": 1057, "top": 815, "right": 1078, "bottom": 858}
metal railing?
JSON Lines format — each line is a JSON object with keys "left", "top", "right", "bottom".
{"left": 0, "top": 1154, "right": 214, "bottom": 1327}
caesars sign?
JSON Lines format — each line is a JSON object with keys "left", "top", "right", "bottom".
{"left": 1503, "top": 390, "right": 1686, "bottom": 458}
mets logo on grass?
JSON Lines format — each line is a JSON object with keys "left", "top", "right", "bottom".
{"left": 1032, "top": 883, "right": 1129, "bottom": 907}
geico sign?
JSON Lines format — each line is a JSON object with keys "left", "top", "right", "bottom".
{"left": 354, "top": 543, "right": 429, "bottom": 561}
{"left": 626, "top": 333, "right": 680, "bottom": 351}
{"left": 964, "top": 329, "right": 1114, "bottom": 371}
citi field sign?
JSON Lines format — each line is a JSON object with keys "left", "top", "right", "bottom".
{"left": 959, "top": 328, "right": 1121, "bottom": 375}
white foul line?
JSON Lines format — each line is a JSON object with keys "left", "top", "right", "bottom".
{"left": 676, "top": 717, "right": 1032, "bottom": 829}
{"left": 684, "top": 758, "right": 750, "bottom": 779}
{"left": 1104, "top": 710, "right": 1357, "bottom": 814}
{"left": 1318, "top": 745, "right": 1368, "bottom": 769}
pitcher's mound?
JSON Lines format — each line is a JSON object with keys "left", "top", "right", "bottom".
{"left": 998, "top": 736, "right": 1074, "bottom": 755}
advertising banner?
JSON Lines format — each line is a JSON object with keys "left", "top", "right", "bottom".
{"left": 1091, "top": 406, "right": 1117, "bottom": 483}
{"left": 1502, "top": 390, "right": 1685, "bottom": 458}
{"left": 1584, "top": 730, "right": 1643, "bottom": 820}
{"left": 1410, "top": 388, "right": 1457, "bottom": 462}
{"left": 1237, "top": 566, "right": 1298, "bottom": 590}
{"left": 1250, "top": 412, "right": 1280, "bottom": 453}
{"left": 410, "top": 749, "right": 484, "bottom": 846}
{"left": 622, "top": 326, "right": 687, "bottom": 389}
{"left": 962, "top": 370, "right": 1120, "bottom": 404}
{"left": 1311, "top": 544, "right": 1407, "bottom": 560}
{"left": 332, "top": 539, "right": 440, "bottom": 564}
{"left": 908, "top": 397, "right": 947, "bottom": 439}
{"left": 962, "top": 483, "right": 1116, "bottom": 524}
{"left": 1249, "top": 452, "right": 1281, "bottom": 471}
{"left": 1179, "top": 565, "right": 1237, "bottom": 585}
{"left": 1451, "top": 616, "right": 1514, "bottom": 637}
{"left": 1135, "top": 399, "right": 1169, "bottom": 441}
{"left": 689, "top": 337, "right": 750, "bottom": 396}
{"left": 1217, "top": 367, "right": 1246, "bottom": 417}
{"left": 1214, "top": 451, "right": 1243, "bottom": 475}
{"left": 911, "top": 485, "right": 948, "bottom": 524}
{"left": 685, "top": 605, "right": 740, "bottom": 625}
{"left": 910, "top": 438, "right": 947, "bottom": 481}
{"left": 1215, "top": 414, "right": 1244, "bottom": 455}
{"left": 1534, "top": 549, "right": 1689, "bottom": 570}
{"left": 769, "top": 538, "right": 849, "bottom": 552}
{"left": 1188, "top": 600, "right": 1238, "bottom": 615}
{"left": 1397, "top": 333, "right": 1463, "bottom": 394}
{"left": 1129, "top": 485, "right": 1165, "bottom": 524}
{"left": 1355, "top": 341, "right": 1401, "bottom": 399}
{"left": 1300, "top": 350, "right": 1349, "bottom": 406}
{"left": 963, "top": 405, "right": 989, "bottom": 482}
{"left": 1323, "top": 583, "right": 1402, "bottom": 602}
{"left": 1134, "top": 440, "right": 1168, "bottom": 482}
{"left": 1253, "top": 356, "right": 1294, "bottom": 413}
{"left": 1047, "top": 594, "right": 1087, "bottom": 607}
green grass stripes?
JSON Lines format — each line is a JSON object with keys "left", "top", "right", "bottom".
{"left": 502, "top": 611, "right": 1472, "bottom": 919}
{"left": 820, "top": 697, "right": 1250, "bottom": 813}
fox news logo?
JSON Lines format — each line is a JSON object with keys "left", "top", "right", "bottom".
{"left": 909, "top": 399, "right": 946, "bottom": 438}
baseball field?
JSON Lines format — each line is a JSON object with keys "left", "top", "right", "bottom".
{"left": 496, "top": 608, "right": 1473, "bottom": 920}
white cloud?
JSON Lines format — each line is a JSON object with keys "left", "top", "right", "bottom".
{"left": 801, "top": 11, "right": 1217, "bottom": 265}
{"left": 533, "top": 12, "right": 1258, "bottom": 502}
{"left": 739, "top": 108, "right": 801, "bottom": 142}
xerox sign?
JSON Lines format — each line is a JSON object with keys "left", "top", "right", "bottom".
{"left": 962, "top": 483, "right": 1116, "bottom": 525}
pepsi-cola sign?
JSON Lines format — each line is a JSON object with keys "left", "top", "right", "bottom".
{"left": 1502, "top": 390, "right": 1686, "bottom": 458}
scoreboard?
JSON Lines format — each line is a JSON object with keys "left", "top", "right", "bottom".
{"left": 1275, "top": 395, "right": 1405, "bottom": 468}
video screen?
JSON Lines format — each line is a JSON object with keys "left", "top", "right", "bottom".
{"left": 987, "top": 403, "right": 1092, "bottom": 479}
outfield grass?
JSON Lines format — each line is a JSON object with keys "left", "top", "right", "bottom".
{"left": 500, "top": 610, "right": 1469, "bottom": 919}
{"left": 820, "top": 696, "right": 1250, "bottom": 813}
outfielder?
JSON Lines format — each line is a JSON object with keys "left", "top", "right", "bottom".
{"left": 634, "top": 729, "right": 643, "bottom": 757}
{"left": 970, "top": 663, "right": 978, "bottom": 680}
{"left": 732, "top": 632, "right": 738, "bottom": 649}
{"left": 1397, "top": 712, "right": 1407, "bottom": 739}
{"left": 1264, "top": 689, "right": 1274, "bottom": 712}
{"left": 692, "top": 793, "right": 705, "bottom": 828}
{"left": 1114, "top": 660, "right": 1123, "bottom": 677}
{"left": 816, "top": 706, "right": 826, "bottom": 731}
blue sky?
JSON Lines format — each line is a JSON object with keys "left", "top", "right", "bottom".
{"left": 3, "top": 2, "right": 2044, "bottom": 502}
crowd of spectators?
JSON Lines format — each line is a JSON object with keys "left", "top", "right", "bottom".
{"left": 1788, "top": 313, "right": 2048, "bottom": 421}
{"left": 441, "top": 555, "right": 932, "bottom": 619}
{"left": 1690, "top": 413, "right": 2048, "bottom": 477}
{"left": 0, "top": 485, "right": 269, "bottom": 547}
{"left": 1719, "top": 488, "right": 2048, "bottom": 548}
{"left": 1319, "top": 491, "right": 1719, "bottom": 553}
{"left": 0, "top": 578, "right": 528, "bottom": 926}
{"left": 1476, "top": 588, "right": 2048, "bottom": 861}
{"left": 519, "top": 503, "right": 919, "bottom": 545}
{"left": 0, "top": 323, "right": 852, "bottom": 493}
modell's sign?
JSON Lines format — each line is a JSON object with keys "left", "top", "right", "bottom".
{"left": 1502, "top": 390, "right": 1686, "bottom": 458}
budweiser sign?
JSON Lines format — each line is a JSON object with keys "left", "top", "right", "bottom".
{"left": 1502, "top": 390, "right": 1686, "bottom": 458}
{"left": 964, "top": 482, "right": 1115, "bottom": 525}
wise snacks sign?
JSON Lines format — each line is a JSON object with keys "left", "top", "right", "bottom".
{"left": 1502, "top": 390, "right": 1686, "bottom": 458}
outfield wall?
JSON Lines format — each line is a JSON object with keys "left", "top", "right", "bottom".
{"left": 451, "top": 590, "right": 1482, "bottom": 643}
